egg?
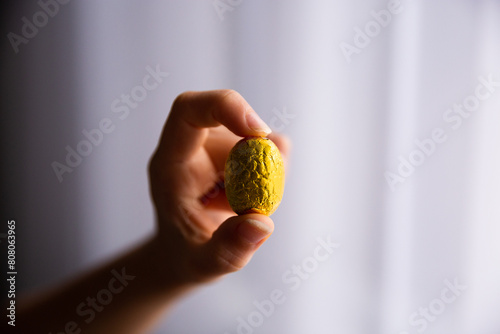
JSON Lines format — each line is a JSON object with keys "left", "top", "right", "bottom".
{"left": 224, "top": 137, "right": 285, "bottom": 216}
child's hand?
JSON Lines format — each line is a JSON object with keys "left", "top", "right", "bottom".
{"left": 148, "top": 90, "right": 290, "bottom": 284}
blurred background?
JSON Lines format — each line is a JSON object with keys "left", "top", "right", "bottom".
{"left": 1, "top": 1, "right": 500, "bottom": 333}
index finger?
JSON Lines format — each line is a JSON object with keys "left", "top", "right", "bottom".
{"left": 155, "top": 90, "right": 272, "bottom": 162}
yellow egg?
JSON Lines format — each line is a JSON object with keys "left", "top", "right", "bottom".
{"left": 224, "top": 137, "right": 285, "bottom": 216}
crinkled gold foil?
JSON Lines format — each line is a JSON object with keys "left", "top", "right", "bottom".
{"left": 224, "top": 137, "right": 285, "bottom": 216}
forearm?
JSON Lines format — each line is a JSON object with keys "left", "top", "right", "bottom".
{"left": 16, "top": 235, "right": 194, "bottom": 334}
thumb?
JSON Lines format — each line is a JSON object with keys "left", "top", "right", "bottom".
{"left": 192, "top": 214, "right": 274, "bottom": 280}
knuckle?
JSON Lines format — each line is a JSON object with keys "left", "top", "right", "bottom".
{"left": 172, "top": 91, "right": 194, "bottom": 110}
{"left": 212, "top": 245, "right": 248, "bottom": 273}
{"left": 214, "top": 89, "right": 242, "bottom": 109}
{"left": 148, "top": 154, "right": 159, "bottom": 176}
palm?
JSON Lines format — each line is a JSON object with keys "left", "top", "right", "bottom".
{"left": 157, "top": 127, "right": 239, "bottom": 242}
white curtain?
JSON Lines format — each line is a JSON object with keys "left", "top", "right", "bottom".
{"left": 6, "top": 1, "right": 500, "bottom": 333}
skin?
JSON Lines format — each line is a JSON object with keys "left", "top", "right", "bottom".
{"left": 9, "top": 90, "right": 290, "bottom": 333}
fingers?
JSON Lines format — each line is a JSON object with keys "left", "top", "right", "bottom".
{"left": 155, "top": 90, "right": 272, "bottom": 163}
{"left": 203, "top": 128, "right": 291, "bottom": 175}
{"left": 199, "top": 129, "right": 291, "bottom": 210}
{"left": 203, "top": 127, "right": 241, "bottom": 172}
{"left": 267, "top": 132, "right": 291, "bottom": 169}
{"left": 191, "top": 214, "right": 274, "bottom": 279}
{"left": 267, "top": 133, "right": 291, "bottom": 158}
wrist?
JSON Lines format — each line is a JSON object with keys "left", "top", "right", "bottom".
{"left": 141, "top": 233, "right": 197, "bottom": 296}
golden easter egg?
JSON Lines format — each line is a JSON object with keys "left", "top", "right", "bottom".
{"left": 224, "top": 137, "right": 285, "bottom": 216}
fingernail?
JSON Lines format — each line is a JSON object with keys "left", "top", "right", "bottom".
{"left": 246, "top": 112, "right": 272, "bottom": 135}
{"left": 238, "top": 219, "right": 273, "bottom": 244}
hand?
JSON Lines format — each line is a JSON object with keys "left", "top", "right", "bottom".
{"left": 13, "top": 90, "right": 290, "bottom": 334}
{"left": 148, "top": 90, "right": 290, "bottom": 284}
